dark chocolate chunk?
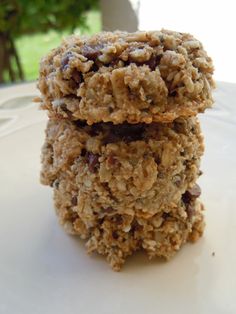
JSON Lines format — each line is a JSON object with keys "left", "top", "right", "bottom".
{"left": 71, "top": 70, "right": 82, "bottom": 84}
{"left": 81, "top": 148, "right": 87, "bottom": 157}
{"left": 186, "top": 204, "right": 195, "bottom": 218}
{"left": 87, "top": 152, "right": 100, "bottom": 173}
{"left": 110, "top": 59, "right": 119, "bottom": 67}
{"left": 170, "top": 90, "right": 177, "bottom": 97}
{"left": 141, "top": 54, "right": 162, "bottom": 70}
{"left": 71, "top": 196, "right": 77, "bottom": 206}
{"left": 131, "top": 220, "right": 142, "bottom": 233}
{"left": 61, "top": 52, "right": 73, "bottom": 70}
{"left": 162, "top": 212, "right": 170, "bottom": 219}
{"left": 60, "top": 104, "right": 73, "bottom": 119}
{"left": 107, "top": 154, "right": 117, "bottom": 166}
{"left": 184, "top": 184, "right": 201, "bottom": 202}
{"left": 182, "top": 184, "right": 201, "bottom": 217}
{"left": 81, "top": 44, "right": 104, "bottom": 60}
{"left": 145, "top": 56, "right": 157, "bottom": 71}
{"left": 90, "top": 63, "right": 99, "bottom": 72}
{"left": 68, "top": 70, "right": 83, "bottom": 90}
{"left": 173, "top": 121, "right": 184, "bottom": 133}
{"left": 112, "top": 231, "right": 119, "bottom": 239}
{"left": 155, "top": 155, "right": 161, "bottom": 164}
{"left": 103, "top": 206, "right": 113, "bottom": 213}
{"left": 108, "top": 106, "right": 114, "bottom": 113}
{"left": 115, "top": 215, "right": 123, "bottom": 224}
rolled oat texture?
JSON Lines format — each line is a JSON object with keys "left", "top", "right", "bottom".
{"left": 39, "top": 29, "right": 214, "bottom": 270}
{"left": 41, "top": 117, "right": 204, "bottom": 270}
{"left": 38, "top": 30, "right": 214, "bottom": 125}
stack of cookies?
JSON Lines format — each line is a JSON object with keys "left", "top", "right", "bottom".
{"left": 38, "top": 30, "right": 214, "bottom": 271}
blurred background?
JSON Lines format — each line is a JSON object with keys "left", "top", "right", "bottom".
{"left": 0, "top": 0, "right": 235, "bottom": 85}
{"left": 0, "top": 0, "right": 101, "bottom": 84}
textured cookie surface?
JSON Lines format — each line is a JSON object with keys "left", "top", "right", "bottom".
{"left": 41, "top": 117, "right": 204, "bottom": 270}
{"left": 38, "top": 30, "right": 214, "bottom": 124}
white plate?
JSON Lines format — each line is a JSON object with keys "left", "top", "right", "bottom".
{"left": 0, "top": 82, "right": 236, "bottom": 314}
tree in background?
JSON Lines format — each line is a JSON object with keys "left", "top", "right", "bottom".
{"left": 0, "top": 0, "right": 98, "bottom": 83}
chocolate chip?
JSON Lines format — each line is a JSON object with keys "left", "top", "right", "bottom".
{"left": 173, "top": 175, "right": 182, "bottom": 187}
{"left": 155, "top": 155, "right": 161, "bottom": 164}
{"left": 91, "top": 63, "right": 99, "bottom": 72}
{"left": 71, "top": 196, "right": 77, "bottom": 206}
{"left": 103, "top": 206, "right": 113, "bottom": 213}
{"left": 182, "top": 184, "right": 201, "bottom": 216}
{"left": 182, "top": 192, "right": 192, "bottom": 204}
{"left": 131, "top": 220, "right": 141, "bottom": 232}
{"left": 68, "top": 70, "right": 83, "bottom": 90}
{"left": 144, "top": 55, "right": 160, "bottom": 71}
{"left": 115, "top": 215, "right": 123, "bottom": 224}
{"left": 81, "top": 44, "right": 104, "bottom": 60}
{"left": 110, "top": 214, "right": 123, "bottom": 225}
{"left": 61, "top": 52, "right": 73, "bottom": 70}
{"left": 186, "top": 204, "right": 195, "bottom": 218}
{"left": 162, "top": 212, "right": 170, "bottom": 219}
{"left": 87, "top": 152, "right": 100, "bottom": 173}
{"left": 173, "top": 121, "right": 184, "bottom": 133}
{"left": 81, "top": 148, "right": 87, "bottom": 157}
{"left": 190, "top": 125, "right": 196, "bottom": 133}
{"left": 187, "top": 184, "right": 201, "bottom": 199}
{"left": 170, "top": 90, "right": 177, "bottom": 97}
{"left": 107, "top": 154, "right": 117, "bottom": 166}
{"left": 112, "top": 231, "right": 119, "bottom": 239}
{"left": 98, "top": 217, "right": 105, "bottom": 225}
{"left": 198, "top": 170, "right": 203, "bottom": 176}
{"left": 60, "top": 104, "right": 73, "bottom": 119}
{"left": 110, "top": 59, "right": 119, "bottom": 67}
{"left": 124, "top": 60, "right": 131, "bottom": 67}
{"left": 145, "top": 56, "right": 157, "bottom": 71}
{"left": 71, "top": 70, "right": 82, "bottom": 84}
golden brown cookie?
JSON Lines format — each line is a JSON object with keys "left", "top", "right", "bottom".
{"left": 38, "top": 30, "right": 214, "bottom": 124}
{"left": 41, "top": 117, "right": 204, "bottom": 270}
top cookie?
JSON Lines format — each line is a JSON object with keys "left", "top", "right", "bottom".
{"left": 38, "top": 29, "right": 214, "bottom": 124}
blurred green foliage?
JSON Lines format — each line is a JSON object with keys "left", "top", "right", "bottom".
{"left": 0, "top": 0, "right": 99, "bottom": 83}
{"left": 0, "top": 0, "right": 99, "bottom": 35}
{"left": 15, "top": 11, "right": 101, "bottom": 81}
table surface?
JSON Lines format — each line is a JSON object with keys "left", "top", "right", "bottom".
{"left": 0, "top": 81, "right": 236, "bottom": 314}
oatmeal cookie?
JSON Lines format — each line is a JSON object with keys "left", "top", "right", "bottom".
{"left": 38, "top": 30, "right": 214, "bottom": 124}
{"left": 41, "top": 117, "right": 204, "bottom": 270}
